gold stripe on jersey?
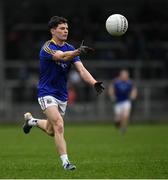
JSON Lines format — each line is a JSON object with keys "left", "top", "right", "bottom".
{"left": 43, "top": 40, "right": 57, "bottom": 55}
{"left": 43, "top": 41, "right": 55, "bottom": 55}
{"left": 43, "top": 41, "right": 53, "bottom": 54}
{"left": 51, "top": 38, "right": 57, "bottom": 45}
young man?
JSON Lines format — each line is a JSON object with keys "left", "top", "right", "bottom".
{"left": 108, "top": 70, "right": 137, "bottom": 134}
{"left": 22, "top": 16, "right": 104, "bottom": 170}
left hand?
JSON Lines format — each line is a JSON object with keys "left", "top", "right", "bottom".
{"left": 94, "top": 81, "right": 105, "bottom": 95}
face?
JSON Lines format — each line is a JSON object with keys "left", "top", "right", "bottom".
{"left": 120, "top": 70, "right": 129, "bottom": 81}
{"left": 51, "top": 23, "right": 68, "bottom": 41}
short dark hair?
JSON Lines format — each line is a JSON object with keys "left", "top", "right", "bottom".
{"left": 48, "top": 16, "right": 68, "bottom": 29}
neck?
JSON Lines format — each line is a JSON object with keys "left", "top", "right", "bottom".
{"left": 52, "top": 37, "right": 65, "bottom": 46}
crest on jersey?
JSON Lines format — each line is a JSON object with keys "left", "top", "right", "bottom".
{"left": 56, "top": 61, "right": 68, "bottom": 68}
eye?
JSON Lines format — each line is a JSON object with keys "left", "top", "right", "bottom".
{"left": 60, "top": 27, "right": 68, "bottom": 31}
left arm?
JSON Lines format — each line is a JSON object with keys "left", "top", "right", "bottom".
{"left": 74, "top": 61, "right": 97, "bottom": 86}
{"left": 74, "top": 61, "right": 105, "bottom": 95}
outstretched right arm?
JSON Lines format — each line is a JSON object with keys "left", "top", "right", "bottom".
{"left": 52, "top": 49, "right": 80, "bottom": 61}
{"left": 42, "top": 40, "right": 94, "bottom": 62}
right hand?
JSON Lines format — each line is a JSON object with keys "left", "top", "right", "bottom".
{"left": 78, "top": 40, "right": 94, "bottom": 55}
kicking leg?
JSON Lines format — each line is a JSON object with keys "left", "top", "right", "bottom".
{"left": 37, "top": 119, "right": 54, "bottom": 136}
{"left": 23, "top": 112, "right": 54, "bottom": 136}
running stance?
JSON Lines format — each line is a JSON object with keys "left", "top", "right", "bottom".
{"left": 23, "top": 16, "right": 104, "bottom": 170}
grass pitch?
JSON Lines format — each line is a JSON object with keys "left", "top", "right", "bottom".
{"left": 0, "top": 123, "right": 168, "bottom": 179}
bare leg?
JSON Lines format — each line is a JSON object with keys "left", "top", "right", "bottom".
{"left": 37, "top": 119, "right": 54, "bottom": 137}
{"left": 42, "top": 107, "right": 76, "bottom": 169}
{"left": 25, "top": 113, "right": 54, "bottom": 136}
{"left": 23, "top": 109, "right": 75, "bottom": 170}
{"left": 44, "top": 106, "right": 67, "bottom": 155}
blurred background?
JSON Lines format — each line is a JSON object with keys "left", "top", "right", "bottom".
{"left": 0, "top": 0, "right": 168, "bottom": 123}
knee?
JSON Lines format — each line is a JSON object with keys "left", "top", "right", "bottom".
{"left": 56, "top": 122, "right": 64, "bottom": 134}
{"left": 53, "top": 120, "right": 64, "bottom": 134}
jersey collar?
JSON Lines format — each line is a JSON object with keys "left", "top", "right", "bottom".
{"left": 51, "top": 38, "right": 66, "bottom": 47}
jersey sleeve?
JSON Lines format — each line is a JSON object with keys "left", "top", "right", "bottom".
{"left": 40, "top": 41, "right": 57, "bottom": 60}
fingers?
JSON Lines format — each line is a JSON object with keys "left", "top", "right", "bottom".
{"left": 80, "top": 40, "right": 84, "bottom": 47}
{"left": 97, "top": 82, "right": 103, "bottom": 85}
{"left": 94, "top": 82, "right": 105, "bottom": 95}
{"left": 79, "top": 40, "right": 95, "bottom": 55}
{"left": 84, "top": 46, "right": 95, "bottom": 53}
{"left": 79, "top": 46, "right": 94, "bottom": 55}
{"left": 97, "top": 82, "right": 105, "bottom": 89}
{"left": 96, "top": 89, "right": 103, "bottom": 96}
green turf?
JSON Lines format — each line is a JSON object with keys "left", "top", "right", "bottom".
{"left": 0, "top": 123, "right": 168, "bottom": 179}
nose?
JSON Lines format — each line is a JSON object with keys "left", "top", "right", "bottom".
{"left": 64, "top": 29, "right": 68, "bottom": 34}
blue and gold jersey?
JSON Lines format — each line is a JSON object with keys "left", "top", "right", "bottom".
{"left": 38, "top": 39, "right": 80, "bottom": 101}
{"left": 113, "top": 79, "right": 133, "bottom": 102}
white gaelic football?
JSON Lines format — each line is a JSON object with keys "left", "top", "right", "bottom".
{"left": 105, "top": 14, "right": 128, "bottom": 36}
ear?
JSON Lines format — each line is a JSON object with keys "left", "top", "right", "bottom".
{"left": 50, "top": 28, "right": 55, "bottom": 35}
